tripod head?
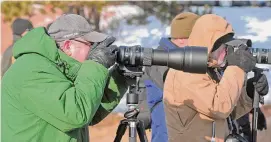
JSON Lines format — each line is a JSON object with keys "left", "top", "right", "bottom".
{"left": 117, "top": 65, "right": 146, "bottom": 118}
{"left": 114, "top": 65, "right": 149, "bottom": 142}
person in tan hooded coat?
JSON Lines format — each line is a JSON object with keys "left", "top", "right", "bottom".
{"left": 163, "top": 14, "right": 268, "bottom": 142}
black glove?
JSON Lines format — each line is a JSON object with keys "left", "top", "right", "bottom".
{"left": 257, "top": 109, "right": 267, "bottom": 131}
{"left": 88, "top": 45, "right": 118, "bottom": 68}
{"left": 227, "top": 44, "right": 256, "bottom": 73}
{"left": 90, "top": 36, "right": 116, "bottom": 51}
{"left": 88, "top": 36, "right": 118, "bottom": 68}
{"left": 246, "top": 74, "right": 269, "bottom": 98}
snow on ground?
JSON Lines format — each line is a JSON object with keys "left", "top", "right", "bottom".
{"left": 106, "top": 6, "right": 271, "bottom": 112}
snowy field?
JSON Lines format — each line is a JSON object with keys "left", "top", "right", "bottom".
{"left": 100, "top": 6, "right": 271, "bottom": 112}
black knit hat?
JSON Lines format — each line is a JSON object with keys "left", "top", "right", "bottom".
{"left": 11, "top": 18, "right": 33, "bottom": 36}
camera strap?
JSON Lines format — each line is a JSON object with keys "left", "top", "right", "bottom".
{"left": 211, "top": 121, "right": 216, "bottom": 142}
{"left": 206, "top": 68, "right": 221, "bottom": 83}
{"left": 207, "top": 68, "right": 220, "bottom": 142}
{"left": 227, "top": 114, "right": 239, "bottom": 135}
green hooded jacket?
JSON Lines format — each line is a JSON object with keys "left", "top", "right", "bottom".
{"left": 1, "top": 27, "right": 126, "bottom": 142}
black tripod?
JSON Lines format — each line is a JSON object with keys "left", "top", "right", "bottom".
{"left": 114, "top": 68, "right": 148, "bottom": 142}
{"left": 251, "top": 67, "right": 268, "bottom": 142}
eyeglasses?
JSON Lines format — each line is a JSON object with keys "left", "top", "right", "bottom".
{"left": 72, "top": 39, "right": 94, "bottom": 46}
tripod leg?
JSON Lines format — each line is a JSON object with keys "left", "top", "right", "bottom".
{"left": 114, "top": 121, "right": 128, "bottom": 142}
{"left": 137, "top": 120, "right": 148, "bottom": 142}
{"left": 129, "top": 121, "right": 137, "bottom": 142}
{"left": 252, "top": 88, "right": 260, "bottom": 142}
{"left": 252, "top": 108, "right": 259, "bottom": 142}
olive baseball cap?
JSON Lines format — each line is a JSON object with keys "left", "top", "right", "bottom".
{"left": 48, "top": 14, "right": 108, "bottom": 42}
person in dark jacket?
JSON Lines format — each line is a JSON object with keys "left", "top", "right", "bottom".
{"left": 2, "top": 14, "right": 127, "bottom": 142}
{"left": 1, "top": 18, "right": 33, "bottom": 77}
{"left": 137, "top": 12, "right": 199, "bottom": 142}
{"left": 237, "top": 103, "right": 267, "bottom": 142}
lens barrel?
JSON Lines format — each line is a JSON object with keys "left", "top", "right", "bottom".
{"left": 117, "top": 46, "right": 208, "bottom": 74}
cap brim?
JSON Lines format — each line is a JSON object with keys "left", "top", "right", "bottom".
{"left": 83, "top": 31, "right": 108, "bottom": 42}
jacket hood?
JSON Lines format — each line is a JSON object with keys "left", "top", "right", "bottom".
{"left": 13, "top": 27, "right": 59, "bottom": 61}
{"left": 13, "top": 27, "right": 81, "bottom": 80}
{"left": 188, "top": 14, "right": 234, "bottom": 54}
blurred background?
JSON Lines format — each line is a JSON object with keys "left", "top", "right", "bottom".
{"left": 1, "top": 1, "right": 271, "bottom": 142}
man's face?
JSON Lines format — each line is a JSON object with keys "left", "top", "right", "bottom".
{"left": 208, "top": 44, "right": 227, "bottom": 68}
{"left": 208, "top": 34, "right": 233, "bottom": 68}
{"left": 171, "top": 38, "right": 189, "bottom": 48}
{"left": 61, "top": 37, "right": 93, "bottom": 62}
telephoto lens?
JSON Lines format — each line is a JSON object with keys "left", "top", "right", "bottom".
{"left": 116, "top": 46, "right": 208, "bottom": 74}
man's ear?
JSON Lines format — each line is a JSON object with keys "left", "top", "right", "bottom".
{"left": 61, "top": 40, "right": 72, "bottom": 56}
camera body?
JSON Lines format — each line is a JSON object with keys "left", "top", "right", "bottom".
{"left": 225, "top": 38, "right": 271, "bottom": 64}
{"left": 225, "top": 38, "right": 252, "bottom": 52}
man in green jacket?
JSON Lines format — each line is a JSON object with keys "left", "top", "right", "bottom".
{"left": 2, "top": 14, "right": 126, "bottom": 142}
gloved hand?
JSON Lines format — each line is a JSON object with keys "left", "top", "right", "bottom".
{"left": 257, "top": 109, "right": 267, "bottom": 131}
{"left": 88, "top": 36, "right": 118, "bottom": 68}
{"left": 90, "top": 36, "right": 116, "bottom": 52}
{"left": 88, "top": 45, "right": 118, "bottom": 68}
{"left": 227, "top": 44, "right": 256, "bottom": 73}
{"left": 246, "top": 74, "right": 269, "bottom": 98}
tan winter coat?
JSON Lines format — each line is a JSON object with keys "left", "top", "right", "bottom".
{"left": 163, "top": 14, "right": 252, "bottom": 142}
